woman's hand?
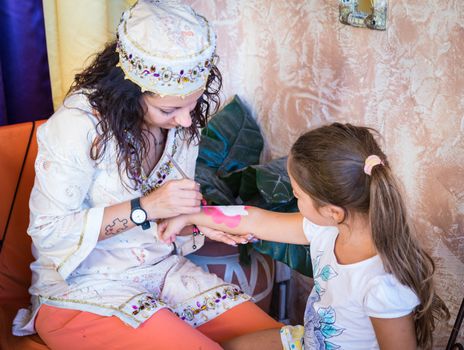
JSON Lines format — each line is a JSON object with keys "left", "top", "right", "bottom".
{"left": 142, "top": 179, "right": 202, "bottom": 220}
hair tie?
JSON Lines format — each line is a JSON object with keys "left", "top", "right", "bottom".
{"left": 364, "top": 155, "right": 383, "bottom": 176}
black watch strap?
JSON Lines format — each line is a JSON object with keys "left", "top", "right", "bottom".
{"left": 140, "top": 221, "right": 150, "bottom": 230}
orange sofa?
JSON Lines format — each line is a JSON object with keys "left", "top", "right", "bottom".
{"left": 0, "top": 120, "right": 49, "bottom": 349}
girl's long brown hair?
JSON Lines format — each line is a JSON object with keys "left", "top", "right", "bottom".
{"left": 67, "top": 40, "right": 222, "bottom": 188}
{"left": 289, "top": 122, "right": 449, "bottom": 349}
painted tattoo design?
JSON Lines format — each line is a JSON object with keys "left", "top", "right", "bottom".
{"left": 203, "top": 206, "right": 249, "bottom": 228}
{"left": 104, "top": 217, "right": 129, "bottom": 236}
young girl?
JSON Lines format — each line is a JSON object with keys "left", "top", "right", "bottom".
{"left": 159, "top": 122, "right": 450, "bottom": 350}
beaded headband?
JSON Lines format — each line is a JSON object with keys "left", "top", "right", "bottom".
{"left": 116, "top": 0, "right": 217, "bottom": 97}
{"left": 364, "top": 155, "right": 383, "bottom": 175}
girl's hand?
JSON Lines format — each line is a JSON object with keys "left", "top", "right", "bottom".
{"left": 197, "top": 225, "right": 251, "bottom": 246}
{"left": 157, "top": 217, "right": 255, "bottom": 246}
{"left": 142, "top": 179, "right": 202, "bottom": 220}
{"left": 157, "top": 216, "right": 188, "bottom": 243}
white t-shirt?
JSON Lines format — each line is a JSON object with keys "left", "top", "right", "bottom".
{"left": 302, "top": 218, "right": 420, "bottom": 350}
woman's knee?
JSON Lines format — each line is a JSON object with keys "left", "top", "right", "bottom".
{"left": 198, "top": 301, "right": 282, "bottom": 343}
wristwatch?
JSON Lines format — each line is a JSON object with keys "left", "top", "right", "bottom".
{"left": 130, "top": 197, "right": 150, "bottom": 230}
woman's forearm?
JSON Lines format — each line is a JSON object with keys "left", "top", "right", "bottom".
{"left": 99, "top": 201, "right": 136, "bottom": 241}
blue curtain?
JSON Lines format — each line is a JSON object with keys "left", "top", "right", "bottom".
{"left": 0, "top": 0, "right": 54, "bottom": 126}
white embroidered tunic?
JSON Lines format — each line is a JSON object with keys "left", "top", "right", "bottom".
{"left": 13, "top": 93, "right": 250, "bottom": 336}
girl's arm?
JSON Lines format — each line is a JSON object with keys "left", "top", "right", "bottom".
{"left": 158, "top": 205, "right": 309, "bottom": 245}
{"left": 370, "top": 314, "right": 417, "bottom": 350}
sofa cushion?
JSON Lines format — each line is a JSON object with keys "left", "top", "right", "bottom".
{"left": 0, "top": 120, "right": 45, "bottom": 304}
{"left": 0, "top": 120, "right": 49, "bottom": 349}
{"left": 0, "top": 122, "right": 32, "bottom": 242}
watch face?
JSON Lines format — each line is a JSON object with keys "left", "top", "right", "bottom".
{"left": 131, "top": 208, "right": 147, "bottom": 224}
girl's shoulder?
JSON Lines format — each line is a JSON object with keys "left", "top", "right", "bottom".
{"left": 302, "top": 217, "right": 338, "bottom": 244}
{"left": 363, "top": 272, "right": 420, "bottom": 318}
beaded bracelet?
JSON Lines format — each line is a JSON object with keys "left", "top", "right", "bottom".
{"left": 192, "top": 225, "right": 204, "bottom": 250}
{"left": 192, "top": 199, "right": 208, "bottom": 249}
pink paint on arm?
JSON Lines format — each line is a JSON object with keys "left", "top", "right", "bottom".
{"left": 203, "top": 206, "right": 247, "bottom": 228}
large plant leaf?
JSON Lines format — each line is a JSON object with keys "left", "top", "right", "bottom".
{"left": 195, "top": 96, "right": 263, "bottom": 202}
{"left": 239, "top": 157, "right": 293, "bottom": 204}
{"left": 198, "top": 167, "right": 237, "bottom": 205}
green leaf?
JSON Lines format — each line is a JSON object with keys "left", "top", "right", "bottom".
{"left": 198, "top": 167, "right": 237, "bottom": 205}
{"left": 240, "top": 157, "right": 293, "bottom": 204}
{"left": 195, "top": 95, "right": 263, "bottom": 202}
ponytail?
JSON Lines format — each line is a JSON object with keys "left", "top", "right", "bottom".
{"left": 369, "top": 167, "right": 449, "bottom": 349}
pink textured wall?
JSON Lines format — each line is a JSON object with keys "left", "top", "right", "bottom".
{"left": 187, "top": 0, "right": 463, "bottom": 347}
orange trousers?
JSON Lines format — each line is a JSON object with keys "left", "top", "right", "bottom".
{"left": 35, "top": 301, "right": 282, "bottom": 349}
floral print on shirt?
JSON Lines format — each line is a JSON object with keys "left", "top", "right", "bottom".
{"left": 304, "top": 253, "right": 345, "bottom": 350}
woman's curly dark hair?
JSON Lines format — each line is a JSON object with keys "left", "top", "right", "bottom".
{"left": 67, "top": 40, "right": 222, "bottom": 189}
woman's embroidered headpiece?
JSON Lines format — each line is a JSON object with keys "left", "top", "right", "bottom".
{"left": 116, "top": 0, "right": 217, "bottom": 97}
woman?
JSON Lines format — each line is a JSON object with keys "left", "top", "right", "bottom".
{"left": 12, "top": 1, "right": 281, "bottom": 349}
